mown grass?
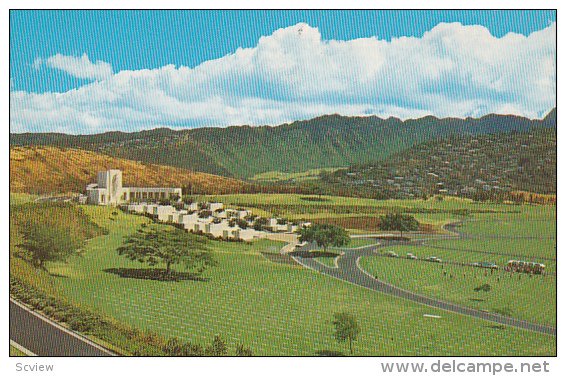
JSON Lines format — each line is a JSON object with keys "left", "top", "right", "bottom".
{"left": 9, "top": 193, "right": 37, "bottom": 206}
{"left": 40, "top": 206, "right": 554, "bottom": 355}
{"left": 10, "top": 346, "right": 28, "bottom": 356}
{"left": 358, "top": 212, "right": 556, "bottom": 327}
{"left": 250, "top": 168, "right": 341, "bottom": 182}
{"left": 10, "top": 199, "right": 555, "bottom": 356}
{"left": 202, "top": 194, "right": 532, "bottom": 233}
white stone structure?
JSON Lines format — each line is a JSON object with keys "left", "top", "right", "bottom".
{"left": 86, "top": 170, "right": 182, "bottom": 206}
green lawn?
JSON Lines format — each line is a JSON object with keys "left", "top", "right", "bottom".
{"left": 425, "top": 237, "right": 555, "bottom": 265}
{"left": 250, "top": 168, "right": 341, "bottom": 182}
{"left": 202, "top": 194, "right": 545, "bottom": 234}
{"left": 359, "top": 250, "right": 555, "bottom": 326}
{"left": 9, "top": 193, "right": 37, "bottom": 206}
{"left": 10, "top": 345, "right": 28, "bottom": 356}
{"left": 311, "top": 254, "right": 339, "bottom": 268}
{"left": 38, "top": 205, "right": 554, "bottom": 356}
{"left": 454, "top": 218, "right": 555, "bottom": 238}
{"left": 358, "top": 209, "right": 556, "bottom": 327}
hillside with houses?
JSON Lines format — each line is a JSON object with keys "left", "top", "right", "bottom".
{"left": 318, "top": 127, "right": 556, "bottom": 200}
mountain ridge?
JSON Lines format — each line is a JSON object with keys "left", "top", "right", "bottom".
{"left": 10, "top": 109, "right": 556, "bottom": 179}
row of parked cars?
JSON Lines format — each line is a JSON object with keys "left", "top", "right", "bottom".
{"left": 385, "top": 251, "right": 442, "bottom": 263}
{"left": 382, "top": 251, "right": 546, "bottom": 275}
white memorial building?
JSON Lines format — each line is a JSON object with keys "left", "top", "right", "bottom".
{"left": 86, "top": 169, "right": 182, "bottom": 206}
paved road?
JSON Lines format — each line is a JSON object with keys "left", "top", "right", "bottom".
{"left": 291, "top": 242, "right": 556, "bottom": 336}
{"left": 10, "top": 300, "right": 114, "bottom": 356}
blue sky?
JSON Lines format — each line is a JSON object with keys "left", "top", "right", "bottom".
{"left": 9, "top": 10, "right": 556, "bottom": 134}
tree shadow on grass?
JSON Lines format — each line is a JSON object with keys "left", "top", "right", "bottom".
{"left": 315, "top": 349, "right": 345, "bottom": 356}
{"left": 103, "top": 268, "right": 209, "bottom": 282}
{"left": 290, "top": 250, "right": 340, "bottom": 258}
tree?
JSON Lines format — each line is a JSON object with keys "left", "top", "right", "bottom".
{"left": 198, "top": 210, "right": 212, "bottom": 219}
{"left": 205, "top": 335, "right": 228, "bottom": 356}
{"left": 235, "top": 343, "right": 253, "bottom": 356}
{"left": 117, "top": 224, "right": 215, "bottom": 278}
{"left": 253, "top": 217, "right": 268, "bottom": 231}
{"left": 474, "top": 283, "right": 492, "bottom": 292}
{"left": 379, "top": 213, "right": 419, "bottom": 237}
{"left": 332, "top": 312, "right": 360, "bottom": 355}
{"left": 297, "top": 224, "right": 350, "bottom": 252}
{"left": 20, "top": 222, "right": 83, "bottom": 269}
{"left": 236, "top": 218, "right": 248, "bottom": 229}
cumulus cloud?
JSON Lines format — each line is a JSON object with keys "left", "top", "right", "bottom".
{"left": 12, "top": 22, "right": 556, "bottom": 134}
{"left": 33, "top": 53, "right": 113, "bottom": 81}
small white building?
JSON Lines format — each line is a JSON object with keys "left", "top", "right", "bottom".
{"left": 86, "top": 170, "right": 182, "bottom": 206}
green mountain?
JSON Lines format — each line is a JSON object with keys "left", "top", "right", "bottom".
{"left": 10, "top": 109, "right": 556, "bottom": 179}
{"left": 316, "top": 127, "right": 556, "bottom": 199}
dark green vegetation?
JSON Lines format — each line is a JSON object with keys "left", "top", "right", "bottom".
{"left": 318, "top": 127, "right": 556, "bottom": 199}
{"left": 332, "top": 312, "right": 360, "bottom": 355}
{"left": 10, "top": 110, "right": 555, "bottom": 179}
{"left": 379, "top": 213, "right": 419, "bottom": 237}
{"left": 297, "top": 223, "right": 350, "bottom": 251}
{"left": 117, "top": 224, "right": 215, "bottom": 280}
{"left": 11, "top": 202, "right": 106, "bottom": 269}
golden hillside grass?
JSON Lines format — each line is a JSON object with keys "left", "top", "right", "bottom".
{"left": 10, "top": 146, "right": 250, "bottom": 195}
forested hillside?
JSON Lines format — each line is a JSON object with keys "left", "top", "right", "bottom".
{"left": 10, "top": 109, "right": 556, "bottom": 179}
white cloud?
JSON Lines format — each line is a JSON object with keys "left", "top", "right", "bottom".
{"left": 33, "top": 53, "right": 113, "bottom": 81}
{"left": 12, "top": 22, "right": 556, "bottom": 134}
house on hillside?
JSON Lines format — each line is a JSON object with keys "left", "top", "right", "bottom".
{"left": 86, "top": 169, "right": 182, "bottom": 206}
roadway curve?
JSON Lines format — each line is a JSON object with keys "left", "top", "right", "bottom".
{"left": 290, "top": 242, "right": 556, "bottom": 336}
{"left": 10, "top": 299, "right": 114, "bottom": 356}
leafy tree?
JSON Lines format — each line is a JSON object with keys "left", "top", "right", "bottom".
{"left": 198, "top": 210, "right": 212, "bottom": 219}
{"left": 332, "top": 312, "right": 360, "bottom": 355}
{"left": 159, "top": 198, "right": 172, "bottom": 206}
{"left": 379, "top": 213, "right": 419, "bottom": 237}
{"left": 182, "top": 195, "right": 195, "bottom": 205}
{"left": 474, "top": 283, "right": 492, "bottom": 292}
{"left": 235, "top": 343, "right": 253, "bottom": 356}
{"left": 20, "top": 222, "right": 83, "bottom": 269}
{"left": 205, "top": 335, "right": 228, "bottom": 356}
{"left": 236, "top": 218, "right": 248, "bottom": 229}
{"left": 117, "top": 224, "right": 215, "bottom": 278}
{"left": 253, "top": 217, "right": 268, "bottom": 231}
{"left": 297, "top": 224, "right": 350, "bottom": 252}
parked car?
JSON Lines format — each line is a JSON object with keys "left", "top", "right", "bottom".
{"left": 406, "top": 253, "right": 418, "bottom": 260}
{"left": 425, "top": 256, "right": 442, "bottom": 263}
{"left": 385, "top": 251, "right": 399, "bottom": 258}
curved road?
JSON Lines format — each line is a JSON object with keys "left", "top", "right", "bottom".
{"left": 291, "top": 241, "right": 556, "bottom": 336}
{"left": 10, "top": 299, "right": 114, "bottom": 356}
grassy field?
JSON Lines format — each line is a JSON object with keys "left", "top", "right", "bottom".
{"left": 359, "top": 212, "right": 556, "bottom": 327}
{"left": 250, "top": 168, "right": 341, "bottom": 182}
{"left": 10, "top": 346, "right": 28, "bottom": 356}
{"left": 30, "top": 206, "right": 554, "bottom": 355}
{"left": 9, "top": 196, "right": 555, "bottom": 355}
{"left": 9, "top": 193, "right": 38, "bottom": 206}
{"left": 203, "top": 194, "right": 534, "bottom": 231}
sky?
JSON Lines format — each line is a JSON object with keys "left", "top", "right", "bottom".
{"left": 9, "top": 10, "right": 556, "bottom": 134}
